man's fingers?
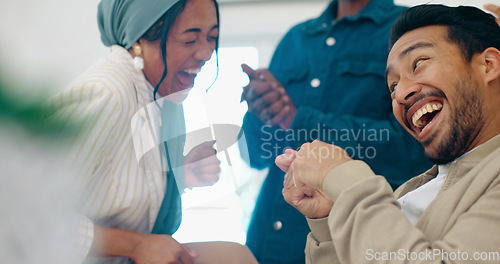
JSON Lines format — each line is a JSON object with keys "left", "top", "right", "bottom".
{"left": 276, "top": 149, "right": 297, "bottom": 173}
{"left": 282, "top": 157, "right": 296, "bottom": 187}
{"left": 277, "top": 156, "right": 290, "bottom": 173}
{"left": 301, "top": 185, "right": 316, "bottom": 197}
{"left": 282, "top": 171, "right": 308, "bottom": 208}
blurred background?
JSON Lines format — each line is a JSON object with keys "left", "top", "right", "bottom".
{"left": 0, "top": 0, "right": 494, "bottom": 95}
{"left": 0, "top": 0, "right": 496, "bottom": 262}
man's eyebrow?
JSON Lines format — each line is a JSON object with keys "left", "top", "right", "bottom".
{"left": 400, "top": 41, "right": 434, "bottom": 58}
{"left": 385, "top": 42, "right": 434, "bottom": 83}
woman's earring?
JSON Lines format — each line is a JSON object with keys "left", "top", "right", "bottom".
{"left": 133, "top": 45, "right": 144, "bottom": 70}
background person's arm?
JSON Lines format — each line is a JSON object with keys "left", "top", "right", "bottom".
{"left": 484, "top": 3, "right": 500, "bottom": 25}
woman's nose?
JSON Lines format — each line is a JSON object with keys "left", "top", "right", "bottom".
{"left": 194, "top": 40, "right": 214, "bottom": 61}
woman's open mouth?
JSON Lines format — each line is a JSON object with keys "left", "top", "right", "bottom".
{"left": 177, "top": 68, "right": 201, "bottom": 89}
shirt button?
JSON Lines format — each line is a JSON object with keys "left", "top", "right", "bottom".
{"left": 322, "top": 23, "right": 328, "bottom": 28}
{"left": 273, "top": 221, "right": 283, "bottom": 231}
{"left": 311, "top": 78, "right": 321, "bottom": 88}
{"left": 326, "top": 37, "right": 336, "bottom": 46}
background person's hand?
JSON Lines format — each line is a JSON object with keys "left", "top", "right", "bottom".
{"left": 183, "top": 140, "right": 220, "bottom": 189}
{"left": 484, "top": 3, "right": 500, "bottom": 25}
{"left": 241, "top": 64, "right": 296, "bottom": 129}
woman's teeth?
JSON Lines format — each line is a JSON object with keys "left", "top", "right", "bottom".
{"left": 412, "top": 102, "right": 443, "bottom": 128}
{"left": 184, "top": 68, "right": 201, "bottom": 75}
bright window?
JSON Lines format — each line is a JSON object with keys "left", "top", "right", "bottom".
{"left": 173, "top": 47, "right": 266, "bottom": 244}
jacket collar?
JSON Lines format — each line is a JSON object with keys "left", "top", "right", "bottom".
{"left": 395, "top": 134, "right": 500, "bottom": 198}
{"left": 441, "top": 134, "right": 500, "bottom": 190}
{"left": 302, "top": 0, "right": 399, "bottom": 35}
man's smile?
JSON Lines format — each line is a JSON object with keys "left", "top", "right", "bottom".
{"left": 405, "top": 98, "right": 444, "bottom": 140}
{"left": 411, "top": 101, "right": 442, "bottom": 128}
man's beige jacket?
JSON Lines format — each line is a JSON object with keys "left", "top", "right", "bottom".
{"left": 306, "top": 134, "right": 500, "bottom": 263}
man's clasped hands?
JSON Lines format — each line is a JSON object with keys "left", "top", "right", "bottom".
{"left": 277, "top": 140, "right": 353, "bottom": 219}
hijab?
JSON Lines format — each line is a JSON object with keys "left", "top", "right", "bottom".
{"left": 97, "top": 0, "right": 181, "bottom": 49}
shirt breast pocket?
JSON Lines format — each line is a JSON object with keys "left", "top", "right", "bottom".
{"left": 337, "top": 60, "right": 386, "bottom": 78}
{"left": 335, "top": 60, "right": 392, "bottom": 118}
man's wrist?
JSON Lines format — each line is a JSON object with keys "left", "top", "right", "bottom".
{"left": 307, "top": 217, "right": 332, "bottom": 242}
{"left": 322, "top": 160, "right": 375, "bottom": 202}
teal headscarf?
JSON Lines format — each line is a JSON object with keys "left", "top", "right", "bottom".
{"left": 97, "top": 0, "right": 181, "bottom": 50}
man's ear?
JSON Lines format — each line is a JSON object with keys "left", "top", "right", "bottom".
{"left": 483, "top": 47, "right": 500, "bottom": 83}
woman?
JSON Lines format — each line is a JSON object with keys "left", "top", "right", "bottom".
{"left": 49, "top": 0, "right": 256, "bottom": 263}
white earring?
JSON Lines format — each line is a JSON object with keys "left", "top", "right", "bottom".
{"left": 134, "top": 56, "right": 144, "bottom": 70}
{"left": 133, "top": 45, "right": 144, "bottom": 70}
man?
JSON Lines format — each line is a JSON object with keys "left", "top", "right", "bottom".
{"left": 239, "top": 0, "right": 431, "bottom": 262}
{"left": 280, "top": 4, "right": 500, "bottom": 263}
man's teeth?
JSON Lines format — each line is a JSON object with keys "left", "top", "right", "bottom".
{"left": 412, "top": 102, "right": 443, "bottom": 128}
{"left": 184, "top": 69, "right": 201, "bottom": 75}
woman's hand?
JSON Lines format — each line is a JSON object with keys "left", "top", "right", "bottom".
{"left": 131, "top": 233, "right": 199, "bottom": 264}
{"left": 183, "top": 140, "right": 220, "bottom": 188}
{"left": 92, "top": 226, "right": 199, "bottom": 264}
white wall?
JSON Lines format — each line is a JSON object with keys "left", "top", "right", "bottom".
{"left": 0, "top": 0, "right": 105, "bottom": 94}
{"left": 0, "top": 0, "right": 328, "bottom": 95}
{"left": 0, "top": 0, "right": 496, "bottom": 95}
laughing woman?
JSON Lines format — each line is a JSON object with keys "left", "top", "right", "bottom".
{"left": 48, "top": 0, "right": 257, "bottom": 263}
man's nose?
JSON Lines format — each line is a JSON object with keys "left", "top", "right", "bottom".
{"left": 394, "top": 77, "right": 421, "bottom": 104}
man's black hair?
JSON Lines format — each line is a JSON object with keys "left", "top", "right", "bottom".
{"left": 389, "top": 4, "right": 500, "bottom": 61}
